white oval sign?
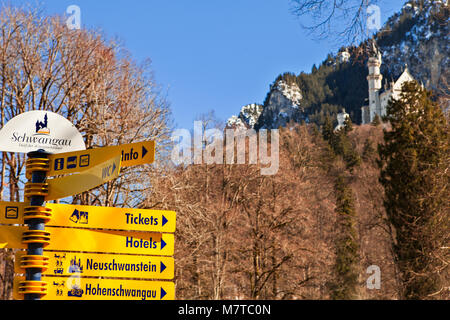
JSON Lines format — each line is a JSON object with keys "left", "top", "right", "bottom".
{"left": 0, "top": 111, "right": 86, "bottom": 154}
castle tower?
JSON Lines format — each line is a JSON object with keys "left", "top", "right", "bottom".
{"left": 335, "top": 108, "right": 350, "bottom": 132}
{"left": 367, "top": 49, "right": 383, "bottom": 122}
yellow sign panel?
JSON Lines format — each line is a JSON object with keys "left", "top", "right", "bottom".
{"left": 15, "top": 251, "right": 174, "bottom": 280}
{"left": 46, "top": 203, "right": 176, "bottom": 233}
{"left": 0, "top": 225, "right": 26, "bottom": 249}
{"left": 47, "top": 140, "right": 155, "bottom": 176}
{"left": 14, "top": 276, "right": 174, "bottom": 300}
{"left": 0, "top": 202, "right": 176, "bottom": 234}
{"left": 0, "top": 225, "right": 174, "bottom": 256}
{"left": 0, "top": 201, "right": 26, "bottom": 225}
{"left": 46, "top": 227, "right": 174, "bottom": 256}
{"left": 46, "top": 154, "right": 121, "bottom": 200}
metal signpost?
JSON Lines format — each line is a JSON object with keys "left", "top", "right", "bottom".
{"left": 21, "top": 150, "right": 51, "bottom": 300}
{"left": 0, "top": 110, "right": 176, "bottom": 300}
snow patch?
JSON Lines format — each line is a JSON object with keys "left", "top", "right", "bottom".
{"left": 275, "top": 80, "right": 302, "bottom": 107}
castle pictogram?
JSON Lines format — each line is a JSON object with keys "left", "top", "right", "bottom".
{"left": 35, "top": 113, "right": 50, "bottom": 135}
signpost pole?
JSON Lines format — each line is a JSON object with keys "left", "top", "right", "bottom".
{"left": 21, "top": 150, "right": 51, "bottom": 300}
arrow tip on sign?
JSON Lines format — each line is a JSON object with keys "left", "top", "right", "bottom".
{"left": 162, "top": 215, "right": 168, "bottom": 227}
{"left": 160, "top": 261, "right": 166, "bottom": 273}
{"left": 142, "top": 146, "right": 148, "bottom": 158}
{"left": 112, "top": 162, "right": 116, "bottom": 173}
{"left": 161, "top": 238, "right": 166, "bottom": 250}
{"left": 161, "top": 287, "right": 167, "bottom": 299}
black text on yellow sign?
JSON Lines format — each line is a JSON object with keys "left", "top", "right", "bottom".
{"left": 46, "top": 227, "right": 174, "bottom": 256}
{"left": 15, "top": 251, "right": 174, "bottom": 280}
{"left": 14, "top": 276, "right": 174, "bottom": 300}
{"left": 46, "top": 203, "right": 176, "bottom": 233}
{"left": 47, "top": 140, "right": 155, "bottom": 176}
{"left": 0, "top": 201, "right": 176, "bottom": 233}
{"left": 0, "top": 225, "right": 174, "bottom": 256}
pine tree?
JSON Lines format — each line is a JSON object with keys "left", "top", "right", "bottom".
{"left": 330, "top": 176, "right": 360, "bottom": 299}
{"left": 378, "top": 81, "right": 449, "bottom": 299}
{"left": 321, "top": 115, "right": 334, "bottom": 142}
{"left": 331, "top": 118, "right": 361, "bottom": 169}
{"left": 343, "top": 116, "right": 353, "bottom": 134}
{"left": 321, "top": 116, "right": 360, "bottom": 299}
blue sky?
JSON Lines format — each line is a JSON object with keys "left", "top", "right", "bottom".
{"left": 10, "top": 0, "right": 406, "bottom": 129}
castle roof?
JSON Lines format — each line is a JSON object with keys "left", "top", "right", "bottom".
{"left": 392, "top": 65, "right": 415, "bottom": 91}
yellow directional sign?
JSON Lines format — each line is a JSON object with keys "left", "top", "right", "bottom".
{"left": 0, "top": 201, "right": 26, "bottom": 225}
{"left": 46, "top": 154, "right": 121, "bottom": 200}
{"left": 0, "top": 225, "right": 26, "bottom": 249}
{"left": 15, "top": 251, "right": 174, "bottom": 280}
{"left": 46, "top": 203, "right": 176, "bottom": 233}
{"left": 45, "top": 227, "right": 174, "bottom": 256}
{"left": 0, "top": 202, "right": 176, "bottom": 234}
{"left": 1, "top": 225, "right": 174, "bottom": 256}
{"left": 47, "top": 140, "right": 155, "bottom": 176}
{"left": 14, "top": 276, "right": 174, "bottom": 300}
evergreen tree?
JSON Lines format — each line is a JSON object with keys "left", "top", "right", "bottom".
{"left": 320, "top": 112, "right": 361, "bottom": 299}
{"left": 321, "top": 115, "right": 334, "bottom": 142}
{"left": 330, "top": 118, "right": 361, "bottom": 169}
{"left": 343, "top": 116, "right": 353, "bottom": 134}
{"left": 329, "top": 176, "right": 360, "bottom": 299}
{"left": 378, "top": 81, "right": 449, "bottom": 299}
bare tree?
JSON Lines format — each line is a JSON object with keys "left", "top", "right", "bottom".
{"left": 145, "top": 124, "right": 340, "bottom": 300}
{"left": 0, "top": 4, "right": 172, "bottom": 298}
{"left": 290, "top": 0, "right": 380, "bottom": 45}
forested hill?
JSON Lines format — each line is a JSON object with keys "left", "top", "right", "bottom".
{"left": 227, "top": 0, "right": 448, "bottom": 129}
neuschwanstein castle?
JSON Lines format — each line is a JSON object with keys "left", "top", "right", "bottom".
{"left": 360, "top": 45, "right": 415, "bottom": 124}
